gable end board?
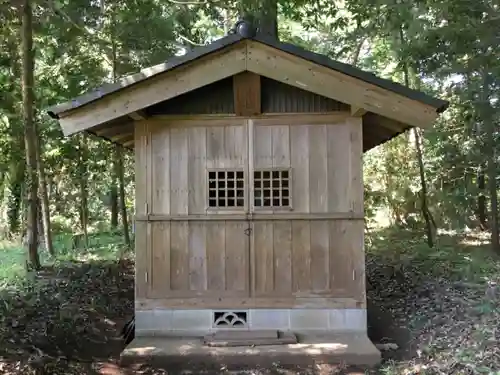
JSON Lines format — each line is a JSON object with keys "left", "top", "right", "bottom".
{"left": 245, "top": 41, "right": 439, "bottom": 129}
{"left": 47, "top": 35, "right": 448, "bottom": 137}
{"left": 56, "top": 43, "right": 247, "bottom": 136}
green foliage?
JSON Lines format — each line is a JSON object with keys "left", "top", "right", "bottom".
{"left": 0, "top": 231, "right": 131, "bottom": 287}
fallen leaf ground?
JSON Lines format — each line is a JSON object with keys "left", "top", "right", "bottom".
{"left": 0, "top": 227, "right": 498, "bottom": 374}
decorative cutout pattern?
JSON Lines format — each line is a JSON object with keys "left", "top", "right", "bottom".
{"left": 213, "top": 311, "right": 248, "bottom": 328}
{"left": 254, "top": 169, "right": 291, "bottom": 208}
{"left": 208, "top": 170, "right": 245, "bottom": 208}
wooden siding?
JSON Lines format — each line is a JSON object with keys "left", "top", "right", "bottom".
{"left": 252, "top": 219, "right": 365, "bottom": 299}
{"left": 141, "top": 76, "right": 348, "bottom": 116}
{"left": 261, "top": 77, "right": 349, "bottom": 113}
{"left": 145, "top": 78, "right": 235, "bottom": 116}
{"left": 251, "top": 119, "right": 363, "bottom": 214}
{"left": 149, "top": 119, "right": 248, "bottom": 215}
{"left": 135, "top": 115, "right": 365, "bottom": 307}
{"left": 148, "top": 220, "right": 249, "bottom": 298}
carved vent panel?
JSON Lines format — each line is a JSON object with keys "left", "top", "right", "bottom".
{"left": 254, "top": 169, "right": 291, "bottom": 208}
{"left": 213, "top": 311, "right": 248, "bottom": 328}
{"left": 208, "top": 170, "right": 245, "bottom": 208}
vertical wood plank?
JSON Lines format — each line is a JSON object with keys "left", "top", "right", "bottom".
{"left": 170, "top": 127, "right": 188, "bottom": 215}
{"left": 225, "top": 125, "right": 247, "bottom": 168}
{"left": 327, "top": 122, "right": 349, "bottom": 212}
{"left": 254, "top": 125, "right": 272, "bottom": 168}
{"left": 134, "top": 122, "right": 147, "bottom": 215}
{"left": 252, "top": 221, "right": 274, "bottom": 293}
{"left": 290, "top": 125, "right": 309, "bottom": 213}
{"left": 134, "top": 221, "right": 148, "bottom": 299}
{"left": 347, "top": 117, "right": 364, "bottom": 214}
{"left": 309, "top": 124, "right": 328, "bottom": 213}
{"left": 151, "top": 127, "right": 170, "bottom": 214}
{"left": 188, "top": 221, "right": 207, "bottom": 291}
{"left": 273, "top": 220, "right": 292, "bottom": 294}
{"left": 206, "top": 126, "right": 224, "bottom": 169}
{"left": 151, "top": 221, "right": 170, "bottom": 294}
{"left": 329, "top": 220, "right": 353, "bottom": 296}
{"left": 310, "top": 220, "right": 330, "bottom": 291}
{"left": 291, "top": 221, "right": 311, "bottom": 292}
{"left": 225, "top": 222, "right": 247, "bottom": 292}
{"left": 248, "top": 120, "right": 254, "bottom": 213}
{"left": 206, "top": 221, "right": 226, "bottom": 290}
{"left": 271, "top": 125, "right": 290, "bottom": 168}
{"left": 188, "top": 126, "right": 207, "bottom": 214}
{"left": 170, "top": 221, "right": 189, "bottom": 290}
{"left": 348, "top": 220, "right": 366, "bottom": 305}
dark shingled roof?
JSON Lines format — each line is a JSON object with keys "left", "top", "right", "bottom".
{"left": 46, "top": 29, "right": 449, "bottom": 119}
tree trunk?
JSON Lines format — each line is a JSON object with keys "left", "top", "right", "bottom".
{"left": 7, "top": 160, "right": 24, "bottom": 234}
{"left": 240, "top": 0, "right": 278, "bottom": 39}
{"left": 110, "top": 186, "right": 118, "bottom": 229}
{"left": 5, "top": 35, "right": 25, "bottom": 236}
{"left": 115, "top": 146, "right": 130, "bottom": 247}
{"left": 399, "top": 25, "right": 434, "bottom": 247}
{"left": 78, "top": 134, "right": 89, "bottom": 248}
{"left": 34, "top": 123, "right": 54, "bottom": 256}
{"left": 413, "top": 128, "right": 434, "bottom": 247}
{"left": 482, "top": 71, "right": 499, "bottom": 252}
{"left": 477, "top": 165, "right": 488, "bottom": 230}
{"left": 21, "top": 0, "right": 40, "bottom": 269}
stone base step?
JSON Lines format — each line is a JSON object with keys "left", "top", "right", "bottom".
{"left": 121, "top": 332, "right": 381, "bottom": 370}
{"left": 204, "top": 330, "right": 297, "bottom": 347}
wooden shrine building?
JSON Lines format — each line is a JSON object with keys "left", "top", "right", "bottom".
{"left": 47, "top": 21, "right": 448, "bottom": 366}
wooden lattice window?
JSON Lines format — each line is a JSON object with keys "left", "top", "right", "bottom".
{"left": 208, "top": 170, "right": 245, "bottom": 208}
{"left": 254, "top": 169, "right": 291, "bottom": 208}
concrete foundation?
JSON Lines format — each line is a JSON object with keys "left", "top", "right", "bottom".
{"left": 121, "top": 332, "right": 381, "bottom": 370}
{"left": 136, "top": 308, "right": 368, "bottom": 336}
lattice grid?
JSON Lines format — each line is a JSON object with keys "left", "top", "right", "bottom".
{"left": 254, "top": 169, "right": 291, "bottom": 208}
{"left": 208, "top": 170, "right": 245, "bottom": 208}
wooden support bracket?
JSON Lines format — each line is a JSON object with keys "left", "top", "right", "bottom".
{"left": 350, "top": 106, "right": 367, "bottom": 117}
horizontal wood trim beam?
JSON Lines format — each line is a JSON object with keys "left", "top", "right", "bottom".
{"left": 134, "top": 212, "right": 364, "bottom": 221}
{"left": 148, "top": 290, "right": 249, "bottom": 299}
{"left": 58, "top": 43, "right": 247, "bottom": 136}
{"left": 146, "top": 112, "right": 350, "bottom": 129}
{"left": 136, "top": 297, "right": 364, "bottom": 310}
{"left": 246, "top": 40, "right": 438, "bottom": 128}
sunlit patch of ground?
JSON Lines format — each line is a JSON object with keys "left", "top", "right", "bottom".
{"left": 0, "top": 227, "right": 499, "bottom": 374}
{"left": 366, "top": 226, "right": 500, "bottom": 374}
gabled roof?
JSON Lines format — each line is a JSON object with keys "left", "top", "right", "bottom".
{"left": 46, "top": 24, "right": 449, "bottom": 150}
{"left": 47, "top": 32, "right": 447, "bottom": 120}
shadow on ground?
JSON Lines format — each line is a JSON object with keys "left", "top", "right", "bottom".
{"left": 0, "top": 227, "right": 497, "bottom": 374}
